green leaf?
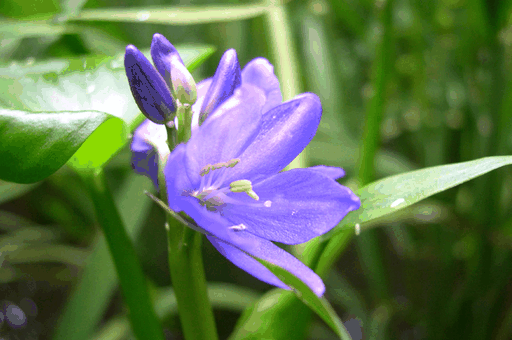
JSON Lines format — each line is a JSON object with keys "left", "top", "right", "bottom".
{"left": 72, "top": 3, "right": 267, "bottom": 25}
{"left": 0, "top": 44, "right": 214, "bottom": 182}
{"left": 324, "top": 156, "right": 512, "bottom": 240}
{"left": 230, "top": 289, "right": 312, "bottom": 340}
{"left": 0, "top": 108, "right": 113, "bottom": 183}
{"left": 235, "top": 259, "right": 353, "bottom": 340}
{"left": 0, "top": 20, "right": 76, "bottom": 38}
{"left": 52, "top": 172, "right": 153, "bottom": 340}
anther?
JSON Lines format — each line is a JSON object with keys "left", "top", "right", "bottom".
{"left": 230, "top": 180, "right": 259, "bottom": 201}
{"left": 200, "top": 158, "right": 240, "bottom": 177}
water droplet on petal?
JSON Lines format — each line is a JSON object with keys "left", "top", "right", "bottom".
{"left": 390, "top": 198, "right": 405, "bottom": 208}
{"left": 136, "top": 11, "right": 150, "bottom": 21}
{"left": 228, "top": 224, "right": 246, "bottom": 231}
{"left": 264, "top": 200, "right": 272, "bottom": 208}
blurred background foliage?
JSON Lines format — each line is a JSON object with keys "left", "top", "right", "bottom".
{"left": 1, "top": 0, "right": 512, "bottom": 339}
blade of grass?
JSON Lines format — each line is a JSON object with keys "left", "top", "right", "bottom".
{"left": 264, "top": 0, "right": 304, "bottom": 170}
{"left": 81, "top": 169, "right": 164, "bottom": 340}
{"left": 355, "top": 0, "right": 394, "bottom": 303}
{"left": 52, "top": 173, "right": 156, "bottom": 340}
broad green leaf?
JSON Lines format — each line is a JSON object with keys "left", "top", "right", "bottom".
{"left": 0, "top": 44, "right": 214, "bottom": 182}
{"left": 324, "top": 156, "right": 512, "bottom": 240}
{"left": 0, "top": 108, "right": 113, "bottom": 183}
{"left": 73, "top": 3, "right": 267, "bottom": 25}
{"left": 247, "top": 259, "right": 353, "bottom": 340}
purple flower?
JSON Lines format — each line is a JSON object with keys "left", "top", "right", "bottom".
{"left": 129, "top": 35, "right": 361, "bottom": 296}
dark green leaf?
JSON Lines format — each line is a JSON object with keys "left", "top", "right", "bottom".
{"left": 0, "top": 109, "right": 113, "bottom": 183}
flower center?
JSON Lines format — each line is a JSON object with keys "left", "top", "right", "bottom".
{"left": 190, "top": 158, "right": 270, "bottom": 213}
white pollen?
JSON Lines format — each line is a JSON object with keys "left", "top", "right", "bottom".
{"left": 264, "top": 200, "right": 272, "bottom": 208}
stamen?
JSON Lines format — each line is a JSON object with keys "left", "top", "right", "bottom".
{"left": 200, "top": 158, "right": 240, "bottom": 177}
{"left": 229, "top": 180, "right": 259, "bottom": 201}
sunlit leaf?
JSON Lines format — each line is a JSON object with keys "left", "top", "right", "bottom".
{"left": 0, "top": 44, "right": 214, "bottom": 182}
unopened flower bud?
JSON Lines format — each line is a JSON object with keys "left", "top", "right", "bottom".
{"left": 199, "top": 49, "right": 241, "bottom": 124}
{"left": 124, "top": 45, "right": 175, "bottom": 124}
{"left": 169, "top": 55, "right": 197, "bottom": 105}
{"left": 150, "top": 34, "right": 197, "bottom": 105}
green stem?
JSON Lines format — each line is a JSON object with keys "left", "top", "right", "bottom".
{"left": 158, "top": 118, "right": 218, "bottom": 340}
{"left": 165, "top": 216, "right": 218, "bottom": 340}
{"left": 177, "top": 104, "right": 193, "bottom": 144}
{"left": 82, "top": 169, "right": 164, "bottom": 340}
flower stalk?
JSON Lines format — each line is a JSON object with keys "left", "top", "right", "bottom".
{"left": 165, "top": 215, "right": 218, "bottom": 340}
{"left": 155, "top": 112, "right": 217, "bottom": 340}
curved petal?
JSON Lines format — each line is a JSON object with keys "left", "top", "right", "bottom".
{"left": 209, "top": 231, "right": 325, "bottom": 296}
{"left": 308, "top": 165, "right": 345, "bottom": 180}
{"left": 224, "top": 93, "right": 322, "bottom": 184}
{"left": 164, "top": 144, "right": 195, "bottom": 211}
{"left": 131, "top": 119, "right": 166, "bottom": 189}
{"left": 222, "top": 168, "right": 360, "bottom": 244}
{"left": 207, "top": 235, "right": 288, "bottom": 290}
{"left": 180, "top": 200, "right": 325, "bottom": 296}
{"left": 199, "top": 49, "right": 241, "bottom": 124}
{"left": 185, "top": 84, "right": 266, "bottom": 186}
{"left": 124, "top": 45, "right": 175, "bottom": 124}
{"left": 241, "top": 57, "right": 282, "bottom": 114}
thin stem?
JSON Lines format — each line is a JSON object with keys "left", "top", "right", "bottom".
{"left": 82, "top": 169, "right": 164, "bottom": 340}
{"left": 177, "top": 104, "right": 193, "bottom": 144}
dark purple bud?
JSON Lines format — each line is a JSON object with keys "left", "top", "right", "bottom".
{"left": 199, "top": 49, "right": 241, "bottom": 124}
{"left": 124, "top": 44, "right": 175, "bottom": 124}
